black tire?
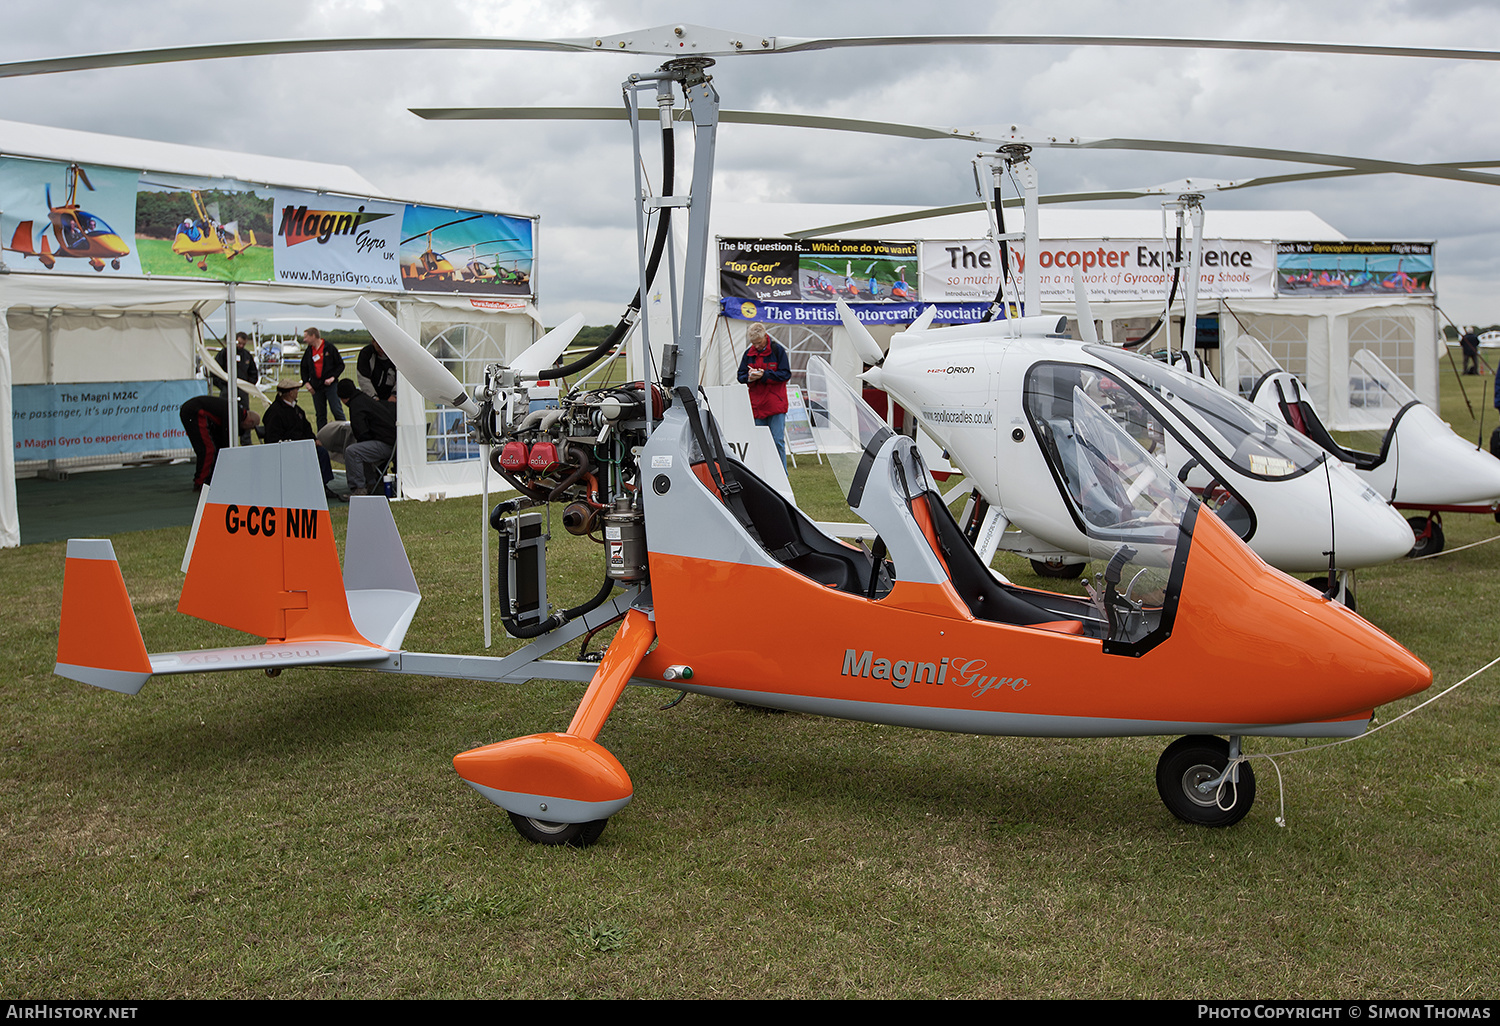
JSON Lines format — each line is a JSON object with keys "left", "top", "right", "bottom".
{"left": 507, "top": 812, "right": 608, "bottom": 848}
{"left": 1303, "top": 576, "right": 1357, "bottom": 613}
{"left": 1155, "top": 735, "right": 1255, "bottom": 827}
{"left": 1406, "top": 516, "right": 1444, "bottom": 558}
{"left": 1030, "top": 557, "right": 1086, "bottom": 579}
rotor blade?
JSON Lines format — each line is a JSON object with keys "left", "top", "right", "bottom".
{"left": 400, "top": 214, "right": 483, "bottom": 246}
{"left": 511, "top": 313, "right": 586, "bottom": 377}
{"left": 425, "top": 106, "right": 1500, "bottom": 190}
{"left": 787, "top": 160, "right": 1500, "bottom": 238}
{"left": 0, "top": 36, "right": 598, "bottom": 79}
{"left": 353, "top": 297, "right": 479, "bottom": 418}
{"left": 765, "top": 33, "right": 1500, "bottom": 64}
{"left": 835, "top": 299, "right": 886, "bottom": 366}
{"left": 14, "top": 28, "right": 1500, "bottom": 80}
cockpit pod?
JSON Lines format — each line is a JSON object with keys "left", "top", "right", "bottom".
{"left": 1244, "top": 343, "right": 1500, "bottom": 509}
{"left": 1079, "top": 345, "right": 1416, "bottom": 573}
{"left": 810, "top": 356, "right": 1183, "bottom": 655}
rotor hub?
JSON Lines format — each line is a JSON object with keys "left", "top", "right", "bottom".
{"left": 660, "top": 56, "right": 716, "bottom": 84}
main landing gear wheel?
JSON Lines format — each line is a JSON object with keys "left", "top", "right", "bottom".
{"left": 507, "top": 812, "right": 608, "bottom": 848}
{"left": 1156, "top": 735, "right": 1255, "bottom": 827}
{"left": 1030, "top": 557, "right": 1086, "bottom": 579}
{"left": 1406, "top": 515, "right": 1444, "bottom": 558}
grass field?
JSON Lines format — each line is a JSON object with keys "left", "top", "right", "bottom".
{"left": 135, "top": 237, "right": 273, "bottom": 283}
{"left": 2, "top": 367, "right": 1499, "bottom": 999}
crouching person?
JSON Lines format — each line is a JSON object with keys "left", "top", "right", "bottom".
{"left": 337, "top": 378, "right": 397, "bottom": 496}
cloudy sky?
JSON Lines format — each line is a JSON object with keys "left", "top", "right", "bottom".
{"left": 4, "top": 0, "right": 1500, "bottom": 328}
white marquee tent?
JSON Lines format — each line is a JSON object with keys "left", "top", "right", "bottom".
{"left": 0, "top": 120, "right": 543, "bottom": 547}
{"left": 692, "top": 202, "right": 1441, "bottom": 435}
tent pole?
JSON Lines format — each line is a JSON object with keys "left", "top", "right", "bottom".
{"left": 225, "top": 282, "right": 238, "bottom": 447}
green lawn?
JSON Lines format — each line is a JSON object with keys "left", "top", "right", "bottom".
{"left": 2, "top": 367, "right": 1499, "bottom": 999}
{"left": 135, "top": 237, "right": 273, "bottom": 283}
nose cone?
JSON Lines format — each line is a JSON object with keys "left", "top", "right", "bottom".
{"left": 1176, "top": 511, "right": 1432, "bottom": 726}
{"left": 1333, "top": 477, "right": 1418, "bottom": 568}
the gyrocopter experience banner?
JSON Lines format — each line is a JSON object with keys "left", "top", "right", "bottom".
{"left": 1275, "top": 241, "right": 1434, "bottom": 296}
{"left": 0, "top": 155, "right": 535, "bottom": 296}
{"left": 719, "top": 236, "right": 1277, "bottom": 323}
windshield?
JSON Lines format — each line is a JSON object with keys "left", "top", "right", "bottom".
{"left": 805, "top": 355, "right": 892, "bottom": 507}
{"left": 1232, "top": 336, "right": 1285, "bottom": 399}
{"left": 1090, "top": 344, "right": 1327, "bottom": 481}
{"left": 1349, "top": 349, "right": 1420, "bottom": 414}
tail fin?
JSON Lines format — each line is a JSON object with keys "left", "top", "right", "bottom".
{"left": 8, "top": 221, "right": 34, "bottom": 256}
{"left": 177, "top": 440, "right": 372, "bottom": 646}
{"left": 343, "top": 495, "right": 421, "bottom": 650}
{"left": 55, "top": 540, "right": 152, "bottom": 695}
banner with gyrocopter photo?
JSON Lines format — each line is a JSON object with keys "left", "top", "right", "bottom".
{"left": 0, "top": 155, "right": 536, "bottom": 296}
{"left": 1276, "top": 241, "right": 1434, "bottom": 296}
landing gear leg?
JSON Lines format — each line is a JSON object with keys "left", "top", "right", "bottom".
{"left": 1156, "top": 734, "right": 1256, "bottom": 827}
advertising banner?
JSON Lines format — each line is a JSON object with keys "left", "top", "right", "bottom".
{"left": 1013, "top": 239, "right": 1276, "bottom": 302}
{"left": 137, "top": 173, "right": 274, "bottom": 282}
{"left": 721, "top": 298, "right": 989, "bottom": 324}
{"left": 920, "top": 240, "right": 1006, "bottom": 302}
{"left": 0, "top": 157, "right": 142, "bottom": 277}
{"left": 0, "top": 155, "right": 535, "bottom": 296}
{"left": 398, "top": 206, "right": 534, "bottom": 297}
{"left": 272, "top": 188, "right": 403, "bottom": 290}
{"left": 13, "top": 379, "right": 206, "bottom": 460}
{"left": 1276, "top": 241, "right": 1434, "bottom": 295}
{"left": 720, "top": 238, "right": 920, "bottom": 304}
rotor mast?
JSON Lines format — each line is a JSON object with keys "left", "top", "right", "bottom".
{"left": 623, "top": 55, "right": 719, "bottom": 394}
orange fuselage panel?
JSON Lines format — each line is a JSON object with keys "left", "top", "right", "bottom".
{"left": 640, "top": 512, "right": 1430, "bottom": 730}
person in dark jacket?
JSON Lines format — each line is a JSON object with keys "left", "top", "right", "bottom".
{"left": 338, "top": 378, "right": 397, "bottom": 495}
{"left": 1461, "top": 326, "right": 1482, "bottom": 376}
{"left": 178, "top": 393, "right": 260, "bottom": 490}
{"left": 215, "top": 332, "right": 259, "bottom": 395}
{"left": 264, "top": 378, "right": 342, "bottom": 501}
{"left": 736, "top": 322, "right": 792, "bottom": 466}
{"left": 357, "top": 340, "right": 398, "bottom": 400}
{"left": 298, "top": 328, "right": 346, "bottom": 428}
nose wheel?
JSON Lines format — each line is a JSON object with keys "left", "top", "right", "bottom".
{"left": 1156, "top": 735, "right": 1255, "bottom": 827}
{"left": 508, "top": 812, "right": 609, "bottom": 848}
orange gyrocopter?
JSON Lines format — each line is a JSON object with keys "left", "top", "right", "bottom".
{"left": 47, "top": 36, "right": 1439, "bottom": 848}
{"left": 5, "top": 163, "right": 130, "bottom": 271}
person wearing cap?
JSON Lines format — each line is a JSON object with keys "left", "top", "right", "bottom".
{"left": 264, "top": 377, "right": 342, "bottom": 501}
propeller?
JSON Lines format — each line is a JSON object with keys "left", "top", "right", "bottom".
{"left": 353, "top": 299, "right": 589, "bottom": 418}
{"left": 511, "top": 314, "right": 585, "bottom": 377}
{"left": 835, "top": 299, "right": 886, "bottom": 366}
{"left": 7, "top": 27, "right": 1500, "bottom": 80}
{"left": 355, "top": 297, "right": 480, "bottom": 416}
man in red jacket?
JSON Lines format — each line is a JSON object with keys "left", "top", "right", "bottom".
{"left": 736, "top": 322, "right": 791, "bottom": 467}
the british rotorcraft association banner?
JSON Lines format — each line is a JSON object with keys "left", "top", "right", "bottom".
{"left": 721, "top": 236, "right": 1276, "bottom": 321}
{"left": 0, "top": 154, "right": 535, "bottom": 297}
